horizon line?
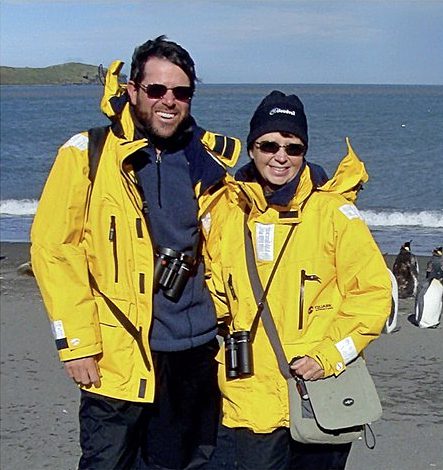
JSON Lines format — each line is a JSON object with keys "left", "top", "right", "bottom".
{"left": 1, "top": 64, "right": 442, "bottom": 87}
{"left": 1, "top": 82, "right": 442, "bottom": 87}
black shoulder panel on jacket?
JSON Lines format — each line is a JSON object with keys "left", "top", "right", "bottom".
{"left": 201, "top": 131, "right": 241, "bottom": 168}
{"left": 88, "top": 126, "right": 110, "bottom": 183}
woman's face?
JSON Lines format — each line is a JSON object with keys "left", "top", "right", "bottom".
{"left": 249, "top": 132, "right": 305, "bottom": 187}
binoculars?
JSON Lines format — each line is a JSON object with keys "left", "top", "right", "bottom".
{"left": 153, "top": 247, "right": 195, "bottom": 302}
{"left": 225, "top": 330, "right": 253, "bottom": 379}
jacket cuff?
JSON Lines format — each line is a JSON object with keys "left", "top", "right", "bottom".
{"left": 59, "top": 343, "right": 102, "bottom": 362}
{"left": 309, "top": 346, "right": 348, "bottom": 377}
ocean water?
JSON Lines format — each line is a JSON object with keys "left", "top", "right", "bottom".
{"left": 1, "top": 84, "right": 442, "bottom": 255}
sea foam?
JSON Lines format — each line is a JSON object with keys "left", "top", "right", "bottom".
{"left": 1, "top": 199, "right": 442, "bottom": 229}
{"left": 362, "top": 210, "right": 443, "bottom": 228}
{"left": 0, "top": 199, "right": 39, "bottom": 216}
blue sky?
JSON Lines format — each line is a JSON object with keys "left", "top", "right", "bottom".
{"left": 1, "top": 0, "right": 442, "bottom": 85}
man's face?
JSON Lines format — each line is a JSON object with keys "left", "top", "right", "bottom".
{"left": 127, "top": 57, "right": 191, "bottom": 139}
{"left": 249, "top": 132, "right": 305, "bottom": 187}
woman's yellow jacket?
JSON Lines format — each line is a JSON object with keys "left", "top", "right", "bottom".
{"left": 30, "top": 61, "right": 241, "bottom": 402}
{"left": 203, "top": 139, "right": 391, "bottom": 433}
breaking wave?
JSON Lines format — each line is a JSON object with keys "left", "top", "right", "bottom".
{"left": 361, "top": 210, "right": 443, "bottom": 228}
{"left": 0, "top": 199, "right": 39, "bottom": 216}
{"left": 1, "top": 200, "right": 442, "bottom": 229}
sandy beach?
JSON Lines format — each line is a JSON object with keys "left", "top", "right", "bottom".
{"left": 1, "top": 241, "right": 442, "bottom": 470}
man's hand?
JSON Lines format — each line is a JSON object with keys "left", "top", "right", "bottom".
{"left": 64, "top": 356, "right": 101, "bottom": 388}
{"left": 289, "top": 355, "right": 324, "bottom": 381}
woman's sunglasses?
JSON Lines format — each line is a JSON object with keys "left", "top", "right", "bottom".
{"left": 138, "top": 83, "right": 193, "bottom": 102}
{"left": 254, "top": 141, "right": 306, "bottom": 157}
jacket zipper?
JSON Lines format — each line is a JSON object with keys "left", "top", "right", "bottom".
{"left": 298, "top": 270, "right": 321, "bottom": 329}
{"left": 109, "top": 215, "right": 118, "bottom": 283}
{"left": 156, "top": 151, "right": 163, "bottom": 208}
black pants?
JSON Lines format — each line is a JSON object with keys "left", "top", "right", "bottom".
{"left": 78, "top": 339, "right": 220, "bottom": 470}
{"left": 234, "top": 427, "right": 352, "bottom": 470}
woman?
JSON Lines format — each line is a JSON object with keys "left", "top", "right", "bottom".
{"left": 204, "top": 91, "right": 391, "bottom": 470}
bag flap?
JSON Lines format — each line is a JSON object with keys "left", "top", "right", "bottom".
{"left": 305, "top": 356, "right": 382, "bottom": 430}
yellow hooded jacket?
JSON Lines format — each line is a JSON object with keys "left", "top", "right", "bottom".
{"left": 30, "top": 61, "right": 241, "bottom": 402}
{"left": 204, "top": 139, "right": 391, "bottom": 433}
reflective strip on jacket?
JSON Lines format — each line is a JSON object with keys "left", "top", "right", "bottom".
{"left": 204, "top": 139, "right": 392, "bottom": 432}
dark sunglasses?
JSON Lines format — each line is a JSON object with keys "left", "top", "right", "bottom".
{"left": 138, "top": 83, "right": 193, "bottom": 101}
{"left": 254, "top": 141, "right": 306, "bottom": 157}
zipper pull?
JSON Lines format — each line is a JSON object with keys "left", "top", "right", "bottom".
{"left": 306, "top": 274, "right": 321, "bottom": 283}
{"left": 109, "top": 215, "right": 116, "bottom": 241}
{"left": 142, "top": 201, "right": 149, "bottom": 216}
{"left": 156, "top": 153, "right": 162, "bottom": 164}
{"left": 227, "top": 274, "right": 238, "bottom": 300}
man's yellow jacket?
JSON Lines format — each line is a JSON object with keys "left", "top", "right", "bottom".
{"left": 203, "top": 139, "right": 392, "bottom": 433}
{"left": 30, "top": 61, "right": 241, "bottom": 402}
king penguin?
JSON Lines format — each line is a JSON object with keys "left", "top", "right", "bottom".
{"left": 392, "top": 241, "right": 419, "bottom": 299}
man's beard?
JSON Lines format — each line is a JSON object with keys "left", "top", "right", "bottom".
{"left": 131, "top": 106, "right": 193, "bottom": 150}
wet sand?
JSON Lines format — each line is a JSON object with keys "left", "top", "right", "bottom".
{"left": 1, "top": 242, "right": 442, "bottom": 470}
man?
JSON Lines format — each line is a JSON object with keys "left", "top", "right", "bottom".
{"left": 31, "top": 36, "right": 240, "bottom": 469}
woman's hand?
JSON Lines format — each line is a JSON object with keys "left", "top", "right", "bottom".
{"left": 289, "top": 355, "right": 324, "bottom": 381}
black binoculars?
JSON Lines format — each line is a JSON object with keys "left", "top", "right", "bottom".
{"left": 225, "top": 330, "right": 253, "bottom": 379}
{"left": 153, "top": 247, "right": 195, "bottom": 302}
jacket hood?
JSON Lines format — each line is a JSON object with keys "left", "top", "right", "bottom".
{"left": 317, "top": 137, "right": 368, "bottom": 203}
{"left": 100, "top": 60, "right": 135, "bottom": 139}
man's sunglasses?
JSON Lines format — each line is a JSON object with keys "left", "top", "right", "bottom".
{"left": 138, "top": 83, "right": 193, "bottom": 102}
{"left": 254, "top": 141, "right": 306, "bottom": 157}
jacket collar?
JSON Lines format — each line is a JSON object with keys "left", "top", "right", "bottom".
{"left": 232, "top": 163, "right": 315, "bottom": 223}
{"left": 235, "top": 160, "right": 307, "bottom": 207}
{"left": 114, "top": 110, "right": 226, "bottom": 196}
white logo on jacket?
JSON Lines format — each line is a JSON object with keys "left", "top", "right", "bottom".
{"left": 61, "top": 133, "right": 88, "bottom": 151}
{"left": 339, "top": 204, "right": 363, "bottom": 220}
{"left": 335, "top": 336, "right": 358, "bottom": 365}
{"left": 201, "top": 212, "right": 212, "bottom": 234}
{"left": 51, "top": 320, "right": 65, "bottom": 340}
{"left": 255, "top": 224, "right": 274, "bottom": 261}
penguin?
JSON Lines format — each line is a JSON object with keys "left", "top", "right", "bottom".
{"left": 383, "top": 268, "right": 400, "bottom": 333}
{"left": 426, "top": 246, "right": 443, "bottom": 281}
{"left": 382, "top": 253, "right": 400, "bottom": 334}
{"left": 392, "top": 241, "right": 419, "bottom": 299}
{"left": 415, "top": 246, "right": 443, "bottom": 328}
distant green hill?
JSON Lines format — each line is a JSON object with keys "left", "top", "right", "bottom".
{"left": 0, "top": 63, "right": 125, "bottom": 85}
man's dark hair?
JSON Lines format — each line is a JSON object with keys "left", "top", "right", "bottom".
{"left": 130, "top": 35, "right": 197, "bottom": 91}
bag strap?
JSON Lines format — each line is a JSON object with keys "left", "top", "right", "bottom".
{"left": 89, "top": 275, "right": 151, "bottom": 372}
{"left": 244, "top": 191, "right": 315, "bottom": 378}
{"left": 244, "top": 216, "right": 294, "bottom": 380}
{"left": 86, "top": 128, "right": 152, "bottom": 374}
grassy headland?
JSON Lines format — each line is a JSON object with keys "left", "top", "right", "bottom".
{"left": 0, "top": 63, "right": 122, "bottom": 85}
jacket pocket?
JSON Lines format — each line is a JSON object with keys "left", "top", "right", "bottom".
{"left": 298, "top": 269, "right": 321, "bottom": 330}
{"left": 223, "top": 269, "right": 239, "bottom": 316}
{"left": 95, "top": 297, "right": 144, "bottom": 377}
